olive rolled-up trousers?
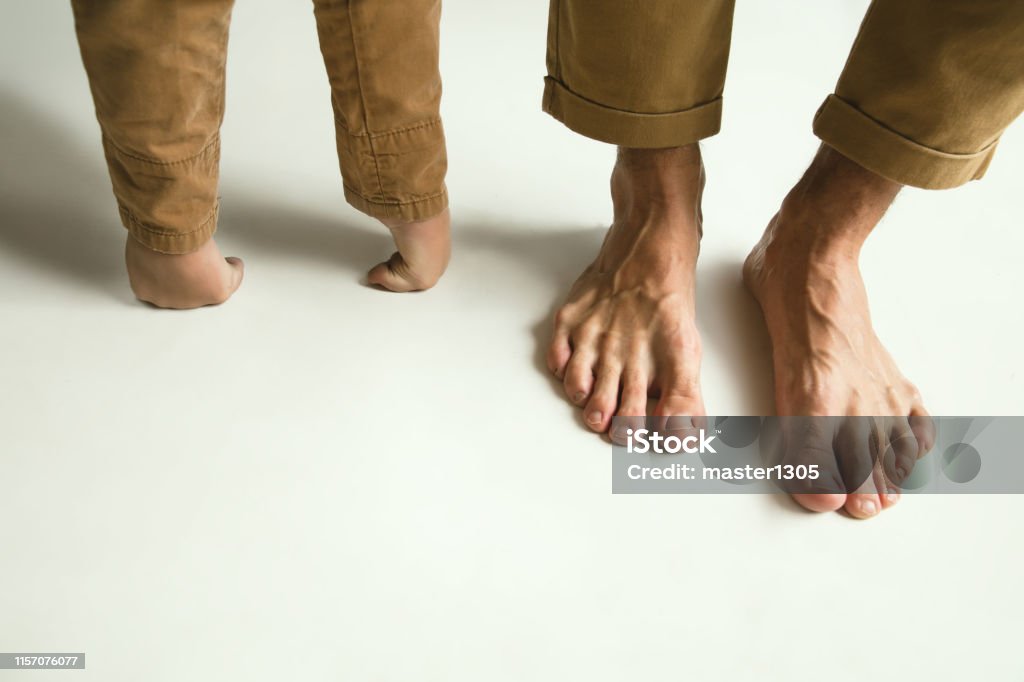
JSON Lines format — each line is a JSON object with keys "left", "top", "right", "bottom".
{"left": 543, "top": 0, "right": 1024, "bottom": 190}
{"left": 72, "top": 0, "right": 448, "bottom": 254}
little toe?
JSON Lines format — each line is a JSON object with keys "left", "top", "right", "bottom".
{"left": 547, "top": 329, "right": 572, "bottom": 379}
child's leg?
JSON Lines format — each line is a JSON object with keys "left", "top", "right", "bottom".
{"left": 72, "top": 0, "right": 243, "bottom": 308}
{"left": 312, "top": 0, "right": 450, "bottom": 292}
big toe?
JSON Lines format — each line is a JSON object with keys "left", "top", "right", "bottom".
{"left": 792, "top": 493, "right": 847, "bottom": 513}
{"left": 652, "top": 393, "right": 705, "bottom": 425}
{"left": 844, "top": 493, "right": 884, "bottom": 519}
{"left": 843, "top": 457, "right": 898, "bottom": 519}
{"left": 223, "top": 256, "right": 244, "bottom": 296}
{"left": 368, "top": 252, "right": 437, "bottom": 292}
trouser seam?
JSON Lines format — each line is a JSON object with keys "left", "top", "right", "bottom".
{"left": 344, "top": 0, "right": 389, "bottom": 216}
{"left": 343, "top": 185, "right": 446, "bottom": 207}
{"left": 335, "top": 116, "right": 442, "bottom": 140}
{"left": 103, "top": 132, "right": 219, "bottom": 167}
{"left": 118, "top": 202, "right": 219, "bottom": 237}
{"left": 552, "top": 0, "right": 562, "bottom": 81}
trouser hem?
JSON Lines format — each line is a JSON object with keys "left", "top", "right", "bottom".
{"left": 343, "top": 185, "right": 448, "bottom": 223}
{"left": 542, "top": 77, "right": 722, "bottom": 148}
{"left": 118, "top": 202, "right": 218, "bottom": 254}
{"left": 336, "top": 116, "right": 448, "bottom": 222}
{"left": 813, "top": 94, "right": 997, "bottom": 190}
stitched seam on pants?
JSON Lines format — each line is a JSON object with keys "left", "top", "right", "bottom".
{"left": 104, "top": 132, "right": 219, "bottom": 167}
{"left": 119, "top": 203, "right": 218, "bottom": 237}
{"left": 345, "top": 0, "right": 388, "bottom": 212}
{"left": 335, "top": 117, "right": 442, "bottom": 140}
{"left": 344, "top": 185, "right": 446, "bottom": 206}
{"left": 359, "top": 148, "right": 442, "bottom": 159}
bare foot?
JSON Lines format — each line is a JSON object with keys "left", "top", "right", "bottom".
{"left": 547, "top": 146, "right": 706, "bottom": 439}
{"left": 743, "top": 146, "right": 935, "bottom": 519}
{"left": 369, "top": 208, "right": 451, "bottom": 292}
{"left": 125, "top": 235, "right": 243, "bottom": 309}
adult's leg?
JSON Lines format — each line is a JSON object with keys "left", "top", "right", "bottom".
{"left": 745, "top": 0, "right": 1024, "bottom": 517}
{"left": 72, "top": 0, "right": 243, "bottom": 308}
{"left": 312, "top": 0, "right": 450, "bottom": 292}
{"left": 543, "top": 0, "right": 736, "bottom": 438}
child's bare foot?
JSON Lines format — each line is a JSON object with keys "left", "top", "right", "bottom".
{"left": 547, "top": 146, "right": 706, "bottom": 439}
{"left": 125, "top": 235, "right": 244, "bottom": 309}
{"left": 369, "top": 208, "right": 451, "bottom": 292}
{"left": 743, "top": 146, "right": 935, "bottom": 519}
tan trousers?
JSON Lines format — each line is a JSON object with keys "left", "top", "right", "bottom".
{"left": 72, "top": 0, "right": 448, "bottom": 254}
{"left": 544, "top": 0, "right": 1024, "bottom": 190}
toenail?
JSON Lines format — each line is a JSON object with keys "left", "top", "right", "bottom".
{"left": 587, "top": 410, "right": 603, "bottom": 424}
{"left": 886, "top": 489, "right": 900, "bottom": 503}
{"left": 860, "top": 500, "right": 878, "bottom": 516}
{"left": 573, "top": 391, "right": 586, "bottom": 404}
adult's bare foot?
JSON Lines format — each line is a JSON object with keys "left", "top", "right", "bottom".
{"left": 369, "top": 208, "right": 451, "bottom": 292}
{"left": 125, "top": 235, "right": 243, "bottom": 309}
{"left": 548, "top": 146, "right": 706, "bottom": 439}
{"left": 743, "top": 145, "right": 935, "bottom": 519}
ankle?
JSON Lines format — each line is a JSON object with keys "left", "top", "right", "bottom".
{"left": 612, "top": 144, "right": 704, "bottom": 205}
{"left": 758, "top": 147, "right": 899, "bottom": 268}
{"left": 798, "top": 145, "right": 902, "bottom": 201}
{"left": 766, "top": 201, "right": 864, "bottom": 267}
{"left": 777, "top": 145, "right": 900, "bottom": 248}
{"left": 610, "top": 146, "right": 706, "bottom": 247}
{"left": 747, "top": 207, "right": 860, "bottom": 295}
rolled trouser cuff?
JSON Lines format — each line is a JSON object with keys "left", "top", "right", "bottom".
{"left": 336, "top": 116, "right": 448, "bottom": 223}
{"left": 343, "top": 185, "right": 448, "bottom": 223}
{"left": 543, "top": 77, "right": 722, "bottom": 148}
{"left": 813, "top": 94, "right": 998, "bottom": 190}
{"left": 103, "top": 132, "right": 221, "bottom": 254}
{"left": 118, "top": 202, "right": 218, "bottom": 254}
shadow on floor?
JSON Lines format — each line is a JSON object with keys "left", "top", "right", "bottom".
{"left": 459, "top": 213, "right": 607, "bottom": 425}
{"left": 698, "top": 258, "right": 775, "bottom": 416}
{"left": 0, "top": 90, "right": 129, "bottom": 301}
{"left": 217, "top": 193, "right": 392, "bottom": 283}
